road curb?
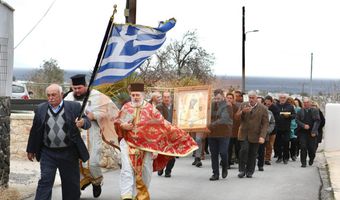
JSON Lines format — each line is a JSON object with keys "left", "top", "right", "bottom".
{"left": 318, "top": 151, "right": 335, "bottom": 200}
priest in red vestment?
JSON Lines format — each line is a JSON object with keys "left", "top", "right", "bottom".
{"left": 116, "top": 83, "right": 198, "bottom": 200}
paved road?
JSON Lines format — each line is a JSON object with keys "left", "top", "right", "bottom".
{"left": 32, "top": 154, "right": 321, "bottom": 200}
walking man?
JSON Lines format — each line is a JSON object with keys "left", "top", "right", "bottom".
{"left": 296, "top": 97, "right": 320, "bottom": 167}
{"left": 64, "top": 74, "right": 119, "bottom": 198}
{"left": 275, "top": 93, "right": 296, "bottom": 164}
{"left": 208, "top": 89, "right": 233, "bottom": 181}
{"left": 257, "top": 97, "right": 275, "bottom": 171}
{"left": 116, "top": 83, "right": 197, "bottom": 200}
{"left": 264, "top": 95, "right": 280, "bottom": 165}
{"left": 226, "top": 92, "right": 241, "bottom": 167}
{"left": 26, "top": 84, "right": 91, "bottom": 200}
{"left": 157, "top": 91, "right": 176, "bottom": 177}
{"left": 236, "top": 91, "right": 268, "bottom": 178}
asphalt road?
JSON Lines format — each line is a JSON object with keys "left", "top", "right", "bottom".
{"left": 36, "top": 154, "right": 321, "bottom": 200}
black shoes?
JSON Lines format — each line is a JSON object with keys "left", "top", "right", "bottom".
{"left": 238, "top": 171, "right": 253, "bottom": 178}
{"left": 192, "top": 158, "right": 198, "bottom": 165}
{"left": 92, "top": 184, "right": 102, "bottom": 198}
{"left": 238, "top": 171, "right": 246, "bottom": 178}
{"left": 159, "top": 169, "right": 171, "bottom": 177}
{"left": 309, "top": 159, "right": 314, "bottom": 166}
{"left": 192, "top": 158, "right": 202, "bottom": 167}
{"left": 301, "top": 164, "right": 307, "bottom": 168}
{"left": 292, "top": 156, "right": 297, "bottom": 161}
{"left": 265, "top": 161, "right": 271, "bottom": 165}
{"left": 283, "top": 160, "right": 288, "bottom": 164}
{"left": 196, "top": 160, "right": 202, "bottom": 167}
{"left": 276, "top": 158, "right": 283, "bottom": 163}
{"left": 258, "top": 167, "right": 264, "bottom": 171}
{"left": 209, "top": 174, "right": 219, "bottom": 181}
{"left": 158, "top": 169, "right": 164, "bottom": 176}
{"left": 222, "top": 167, "right": 228, "bottom": 179}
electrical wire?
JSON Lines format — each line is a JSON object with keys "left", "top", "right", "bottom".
{"left": 14, "top": 0, "right": 57, "bottom": 50}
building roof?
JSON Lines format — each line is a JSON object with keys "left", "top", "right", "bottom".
{"left": 0, "top": 0, "right": 15, "bottom": 11}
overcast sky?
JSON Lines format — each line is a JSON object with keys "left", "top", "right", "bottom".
{"left": 6, "top": 0, "right": 340, "bottom": 79}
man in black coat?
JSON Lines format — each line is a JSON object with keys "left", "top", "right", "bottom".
{"left": 275, "top": 93, "right": 296, "bottom": 164}
{"left": 26, "top": 84, "right": 91, "bottom": 200}
{"left": 157, "top": 91, "right": 175, "bottom": 177}
{"left": 296, "top": 97, "right": 320, "bottom": 167}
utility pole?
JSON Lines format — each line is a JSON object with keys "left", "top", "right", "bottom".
{"left": 242, "top": 6, "right": 246, "bottom": 93}
{"left": 125, "top": 0, "right": 136, "bottom": 24}
{"left": 310, "top": 52, "right": 313, "bottom": 98}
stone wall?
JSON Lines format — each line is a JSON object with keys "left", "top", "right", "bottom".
{"left": 0, "top": 97, "right": 10, "bottom": 187}
{"left": 10, "top": 113, "right": 33, "bottom": 160}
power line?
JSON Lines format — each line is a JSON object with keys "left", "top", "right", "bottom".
{"left": 14, "top": 0, "right": 57, "bottom": 50}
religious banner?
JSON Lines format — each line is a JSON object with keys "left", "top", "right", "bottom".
{"left": 173, "top": 85, "right": 212, "bottom": 132}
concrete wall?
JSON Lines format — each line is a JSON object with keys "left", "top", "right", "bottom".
{"left": 324, "top": 103, "right": 340, "bottom": 152}
{"left": 0, "top": 2, "right": 14, "bottom": 97}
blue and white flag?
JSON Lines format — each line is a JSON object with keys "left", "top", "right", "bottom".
{"left": 92, "top": 19, "right": 176, "bottom": 86}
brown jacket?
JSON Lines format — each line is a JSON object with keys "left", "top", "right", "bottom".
{"left": 237, "top": 102, "right": 269, "bottom": 143}
{"left": 231, "top": 103, "right": 241, "bottom": 138}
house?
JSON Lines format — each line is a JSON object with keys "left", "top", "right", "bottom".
{"left": 0, "top": 0, "right": 14, "bottom": 97}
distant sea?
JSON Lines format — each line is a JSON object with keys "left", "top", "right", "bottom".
{"left": 13, "top": 68, "right": 340, "bottom": 95}
{"left": 218, "top": 76, "right": 340, "bottom": 95}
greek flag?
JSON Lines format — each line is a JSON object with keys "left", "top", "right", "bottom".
{"left": 92, "top": 19, "right": 176, "bottom": 86}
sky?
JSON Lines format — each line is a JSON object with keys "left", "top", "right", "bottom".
{"left": 5, "top": 0, "right": 340, "bottom": 79}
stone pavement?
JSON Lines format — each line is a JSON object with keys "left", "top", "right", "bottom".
{"left": 325, "top": 151, "right": 340, "bottom": 199}
{"left": 23, "top": 154, "right": 322, "bottom": 200}
{"left": 8, "top": 160, "right": 61, "bottom": 200}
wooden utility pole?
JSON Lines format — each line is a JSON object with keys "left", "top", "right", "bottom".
{"left": 125, "top": 0, "right": 137, "bottom": 24}
{"left": 242, "top": 6, "right": 246, "bottom": 92}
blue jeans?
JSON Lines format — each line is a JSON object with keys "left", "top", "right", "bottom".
{"left": 35, "top": 147, "right": 80, "bottom": 200}
{"left": 208, "top": 137, "right": 230, "bottom": 176}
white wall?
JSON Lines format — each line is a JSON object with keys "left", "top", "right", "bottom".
{"left": 0, "top": 2, "right": 14, "bottom": 97}
{"left": 324, "top": 103, "right": 340, "bottom": 151}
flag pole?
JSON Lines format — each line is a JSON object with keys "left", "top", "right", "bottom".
{"left": 77, "top": 5, "right": 117, "bottom": 119}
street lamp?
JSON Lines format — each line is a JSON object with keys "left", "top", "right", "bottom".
{"left": 242, "top": 6, "right": 258, "bottom": 93}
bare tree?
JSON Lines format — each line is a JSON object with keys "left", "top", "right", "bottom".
{"left": 138, "top": 30, "right": 215, "bottom": 86}
{"left": 28, "top": 58, "right": 64, "bottom": 98}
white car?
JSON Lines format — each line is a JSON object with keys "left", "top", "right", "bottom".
{"left": 11, "top": 82, "right": 30, "bottom": 99}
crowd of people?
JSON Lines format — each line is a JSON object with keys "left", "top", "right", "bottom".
{"left": 26, "top": 77, "right": 326, "bottom": 200}
{"left": 186, "top": 89, "right": 326, "bottom": 181}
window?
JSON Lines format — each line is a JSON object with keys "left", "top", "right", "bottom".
{"left": 12, "top": 85, "right": 24, "bottom": 93}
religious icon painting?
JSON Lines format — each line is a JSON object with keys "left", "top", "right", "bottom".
{"left": 173, "top": 85, "right": 212, "bottom": 132}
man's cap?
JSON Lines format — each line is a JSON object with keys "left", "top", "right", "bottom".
{"left": 70, "top": 74, "right": 86, "bottom": 86}
{"left": 130, "top": 83, "right": 144, "bottom": 92}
